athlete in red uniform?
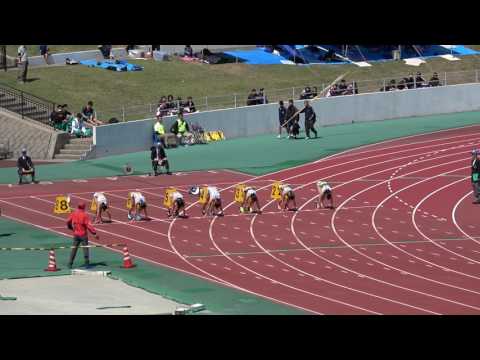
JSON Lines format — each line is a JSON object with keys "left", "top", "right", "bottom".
{"left": 66, "top": 202, "right": 99, "bottom": 269}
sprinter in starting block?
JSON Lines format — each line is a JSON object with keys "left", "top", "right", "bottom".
{"left": 241, "top": 186, "right": 262, "bottom": 214}
{"left": 92, "top": 192, "right": 112, "bottom": 223}
{"left": 190, "top": 186, "right": 224, "bottom": 216}
{"left": 128, "top": 191, "right": 150, "bottom": 221}
{"left": 316, "top": 181, "right": 334, "bottom": 209}
{"left": 278, "top": 184, "right": 297, "bottom": 211}
{"left": 167, "top": 190, "right": 187, "bottom": 218}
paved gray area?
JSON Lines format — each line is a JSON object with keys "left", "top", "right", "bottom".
{"left": 0, "top": 274, "right": 184, "bottom": 315}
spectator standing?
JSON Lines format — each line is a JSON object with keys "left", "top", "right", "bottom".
{"left": 66, "top": 202, "right": 99, "bottom": 269}
{"left": 17, "top": 148, "right": 38, "bottom": 185}
{"left": 277, "top": 100, "right": 287, "bottom": 138}
{"left": 81, "top": 101, "right": 103, "bottom": 126}
{"left": 472, "top": 150, "right": 480, "bottom": 204}
{"left": 300, "top": 100, "right": 318, "bottom": 140}
{"left": 285, "top": 99, "right": 300, "bottom": 139}
{"left": 17, "top": 45, "right": 28, "bottom": 83}
{"left": 246, "top": 89, "right": 258, "bottom": 106}
{"left": 39, "top": 45, "right": 49, "bottom": 64}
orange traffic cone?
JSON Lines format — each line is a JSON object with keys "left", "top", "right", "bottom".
{"left": 44, "top": 250, "right": 60, "bottom": 272}
{"left": 121, "top": 247, "right": 136, "bottom": 269}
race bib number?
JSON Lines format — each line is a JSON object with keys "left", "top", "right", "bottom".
{"left": 271, "top": 182, "right": 282, "bottom": 200}
{"left": 164, "top": 188, "right": 177, "bottom": 207}
{"left": 234, "top": 185, "right": 246, "bottom": 204}
{"left": 473, "top": 173, "right": 479, "bottom": 182}
{"left": 53, "top": 196, "right": 71, "bottom": 214}
{"left": 199, "top": 187, "right": 209, "bottom": 204}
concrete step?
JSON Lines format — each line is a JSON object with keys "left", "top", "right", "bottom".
{"left": 69, "top": 138, "right": 93, "bottom": 144}
{"left": 58, "top": 149, "right": 86, "bottom": 155}
{"left": 63, "top": 144, "right": 92, "bottom": 150}
{"left": 54, "top": 153, "right": 82, "bottom": 160}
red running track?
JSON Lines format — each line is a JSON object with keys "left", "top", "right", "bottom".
{"left": 2, "top": 125, "right": 480, "bottom": 314}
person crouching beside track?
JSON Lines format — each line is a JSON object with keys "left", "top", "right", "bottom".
{"left": 471, "top": 149, "right": 480, "bottom": 204}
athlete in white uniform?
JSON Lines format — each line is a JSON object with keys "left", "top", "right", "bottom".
{"left": 169, "top": 191, "right": 186, "bottom": 218}
{"left": 93, "top": 192, "right": 112, "bottom": 223}
{"left": 241, "top": 186, "right": 262, "bottom": 214}
{"left": 206, "top": 186, "right": 223, "bottom": 216}
{"left": 278, "top": 184, "right": 297, "bottom": 211}
{"left": 316, "top": 181, "right": 334, "bottom": 209}
{"left": 128, "top": 191, "right": 150, "bottom": 221}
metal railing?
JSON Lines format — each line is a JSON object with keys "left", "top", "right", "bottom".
{"left": 0, "top": 82, "right": 55, "bottom": 125}
{"left": 95, "top": 69, "right": 480, "bottom": 123}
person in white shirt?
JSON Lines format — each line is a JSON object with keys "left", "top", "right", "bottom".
{"left": 168, "top": 191, "right": 186, "bottom": 218}
{"left": 92, "top": 192, "right": 112, "bottom": 224}
{"left": 278, "top": 184, "right": 297, "bottom": 211}
{"left": 241, "top": 186, "right": 262, "bottom": 214}
{"left": 316, "top": 181, "right": 334, "bottom": 209}
{"left": 17, "top": 45, "right": 28, "bottom": 83}
{"left": 128, "top": 192, "right": 150, "bottom": 221}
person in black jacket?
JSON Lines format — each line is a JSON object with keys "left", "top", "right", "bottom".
{"left": 277, "top": 100, "right": 287, "bottom": 138}
{"left": 285, "top": 99, "right": 300, "bottom": 139}
{"left": 300, "top": 100, "right": 318, "bottom": 139}
{"left": 150, "top": 143, "right": 171, "bottom": 176}
{"left": 472, "top": 150, "right": 480, "bottom": 204}
{"left": 17, "top": 149, "right": 38, "bottom": 184}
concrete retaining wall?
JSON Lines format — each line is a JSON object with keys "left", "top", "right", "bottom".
{"left": 92, "top": 83, "right": 480, "bottom": 159}
{"left": 28, "top": 48, "right": 128, "bottom": 67}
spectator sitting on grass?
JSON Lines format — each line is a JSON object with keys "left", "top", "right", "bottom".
{"left": 300, "top": 87, "right": 312, "bottom": 100}
{"left": 257, "top": 88, "right": 268, "bottom": 104}
{"left": 415, "top": 72, "right": 426, "bottom": 88}
{"left": 344, "top": 84, "right": 354, "bottom": 95}
{"left": 184, "top": 96, "right": 197, "bottom": 113}
{"left": 81, "top": 101, "right": 103, "bottom": 126}
{"left": 397, "top": 79, "right": 408, "bottom": 90}
{"left": 50, "top": 105, "right": 69, "bottom": 130}
{"left": 157, "top": 96, "right": 169, "bottom": 117}
{"left": 170, "top": 111, "right": 193, "bottom": 146}
{"left": 338, "top": 79, "right": 348, "bottom": 93}
{"left": 247, "top": 89, "right": 258, "bottom": 106}
{"left": 326, "top": 84, "right": 338, "bottom": 97}
{"left": 167, "top": 95, "right": 176, "bottom": 110}
{"left": 311, "top": 86, "right": 318, "bottom": 98}
{"left": 429, "top": 72, "right": 441, "bottom": 87}
{"left": 71, "top": 113, "right": 90, "bottom": 137}
{"left": 405, "top": 74, "right": 415, "bottom": 89}
{"left": 184, "top": 45, "right": 193, "bottom": 57}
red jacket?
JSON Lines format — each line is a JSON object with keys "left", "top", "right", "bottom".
{"left": 67, "top": 209, "right": 97, "bottom": 237}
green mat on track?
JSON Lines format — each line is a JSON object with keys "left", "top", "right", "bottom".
{"left": 0, "top": 111, "right": 479, "bottom": 184}
{"left": 0, "top": 217, "right": 305, "bottom": 315}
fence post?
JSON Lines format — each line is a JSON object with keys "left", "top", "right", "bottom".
{"left": 205, "top": 96, "right": 208, "bottom": 111}
{"left": 122, "top": 105, "right": 125, "bottom": 122}
{"left": 476, "top": 70, "right": 479, "bottom": 83}
{"left": 444, "top": 72, "right": 447, "bottom": 86}
{"left": 413, "top": 77, "right": 416, "bottom": 89}
{"left": 292, "top": 87, "right": 295, "bottom": 99}
{"left": 234, "top": 94, "right": 237, "bottom": 108}
{"left": 383, "top": 79, "right": 386, "bottom": 91}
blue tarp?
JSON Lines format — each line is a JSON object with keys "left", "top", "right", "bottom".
{"left": 79, "top": 59, "right": 143, "bottom": 72}
{"left": 224, "top": 49, "right": 290, "bottom": 65}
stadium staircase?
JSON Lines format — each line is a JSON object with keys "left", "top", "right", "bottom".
{"left": 54, "top": 137, "right": 93, "bottom": 161}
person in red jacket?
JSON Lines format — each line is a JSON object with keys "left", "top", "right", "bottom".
{"left": 66, "top": 202, "right": 99, "bottom": 269}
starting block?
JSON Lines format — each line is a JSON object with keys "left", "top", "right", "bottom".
{"left": 90, "top": 199, "right": 97, "bottom": 213}
{"left": 234, "top": 185, "right": 246, "bottom": 204}
{"left": 271, "top": 182, "right": 282, "bottom": 200}
{"left": 53, "top": 195, "right": 71, "bottom": 214}
{"left": 126, "top": 193, "right": 132, "bottom": 209}
{"left": 198, "top": 187, "right": 209, "bottom": 204}
{"left": 163, "top": 188, "right": 177, "bottom": 208}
